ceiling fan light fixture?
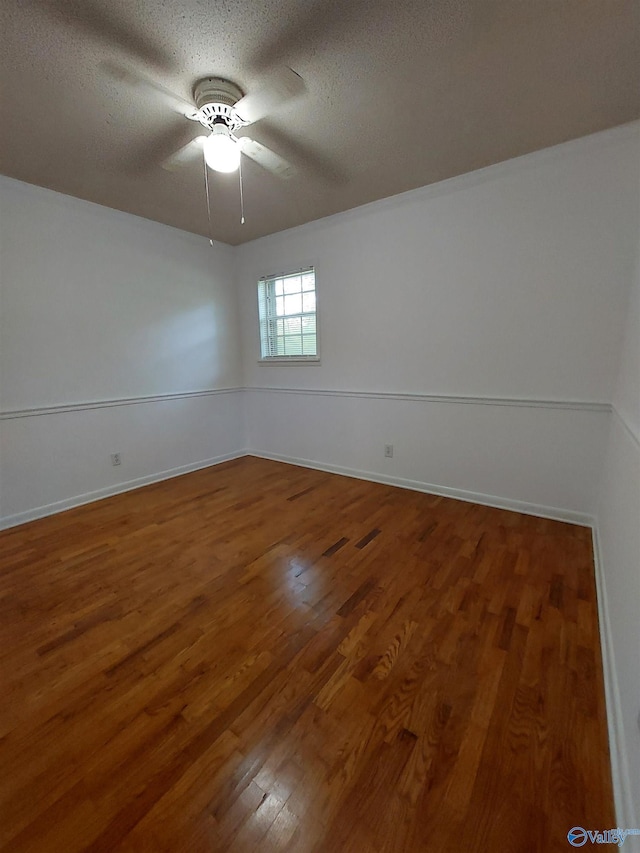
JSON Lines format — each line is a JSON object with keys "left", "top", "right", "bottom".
{"left": 203, "top": 125, "right": 240, "bottom": 173}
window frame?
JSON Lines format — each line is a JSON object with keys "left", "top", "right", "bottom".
{"left": 257, "top": 264, "right": 321, "bottom": 364}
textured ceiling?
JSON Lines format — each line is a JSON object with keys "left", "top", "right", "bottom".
{"left": 1, "top": 0, "right": 639, "bottom": 245}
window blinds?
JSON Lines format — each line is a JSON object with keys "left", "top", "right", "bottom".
{"left": 258, "top": 267, "right": 317, "bottom": 359}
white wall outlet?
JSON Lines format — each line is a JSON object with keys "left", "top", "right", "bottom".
{"left": 384, "top": 444, "right": 394, "bottom": 458}
{"left": 111, "top": 453, "right": 122, "bottom": 466}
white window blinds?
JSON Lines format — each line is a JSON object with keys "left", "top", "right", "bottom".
{"left": 257, "top": 267, "right": 317, "bottom": 360}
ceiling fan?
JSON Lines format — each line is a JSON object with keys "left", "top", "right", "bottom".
{"left": 101, "top": 60, "right": 306, "bottom": 235}
{"left": 157, "top": 70, "right": 304, "bottom": 180}
{"left": 40, "top": 1, "right": 349, "bottom": 236}
{"left": 40, "top": 0, "right": 354, "bottom": 238}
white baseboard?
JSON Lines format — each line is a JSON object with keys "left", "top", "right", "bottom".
{"left": 2, "top": 447, "right": 595, "bottom": 532}
{"left": 2, "top": 447, "right": 627, "bottom": 832}
{"left": 0, "top": 450, "right": 247, "bottom": 531}
{"left": 247, "top": 449, "right": 594, "bottom": 527}
{"left": 249, "top": 450, "right": 634, "bottom": 825}
{"left": 591, "top": 526, "right": 634, "bottom": 830}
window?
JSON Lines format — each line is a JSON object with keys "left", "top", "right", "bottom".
{"left": 257, "top": 267, "right": 318, "bottom": 361}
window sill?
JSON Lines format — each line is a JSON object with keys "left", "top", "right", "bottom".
{"left": 258, "top": 357, "right": 321, "bottom": 365}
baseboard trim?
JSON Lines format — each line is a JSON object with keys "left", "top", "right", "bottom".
{"left": 591, "top": 526, "right": 634, "bottom": 829}
{"left": 1, "top": 448, "right": 595, "bottom": 532}
{"left": 0, "top": 450, "right": 247, "bottom": 531}
{"left": 1, "top": 446, "right": 625, "bottom": 828}
{"left": 253, "top": 451, "right": 630, "bottom": 819}
{"left": 247, "top": 450, "right": 594, "bottom": 526}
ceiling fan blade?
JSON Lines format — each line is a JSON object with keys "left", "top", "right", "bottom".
{"left": 234, "top": 67, "right": 305, "bottom": 125}
{"left": 248, "top": 0, "right": 369, "bottom": 74}
{"left": 238, "top": 137, "right": 298, "bottom": 180}
{"left": 121, "top": 122, "right": 197, "bottom": 175}
{"left": 44, "top": 0, "right": 174, "bottom": 71}
{"left": 162, "top": 137, "right": 206, "bottom": 172}
{"left": 248, "top": 122, "right": 348, "bottom": 186}
{"left": 101, "top": 60, "right": 198, "bottom": 119}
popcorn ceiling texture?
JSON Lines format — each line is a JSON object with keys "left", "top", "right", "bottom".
{"left": 1, "top": 0, "right": 638, "bottom": 244}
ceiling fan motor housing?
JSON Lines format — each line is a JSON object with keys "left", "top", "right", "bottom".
{"left": 193, "top": 77, "right": 247, "bottom": 132}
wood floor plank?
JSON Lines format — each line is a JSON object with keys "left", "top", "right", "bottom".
{"left": 0, "top": 456, "right": 614, "bottom": 852}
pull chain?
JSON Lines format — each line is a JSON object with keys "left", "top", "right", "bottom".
{"left": 203, "top": 152, "right": 214, "bottom": 247}
{"left": 239, "top": 155, "right": 245, "bottom": 225}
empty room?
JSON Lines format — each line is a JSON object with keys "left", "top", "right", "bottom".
{"left": 1, "top": 1, "right": 639, "bottom": 851}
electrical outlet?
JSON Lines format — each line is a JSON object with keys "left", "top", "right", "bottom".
{"left": 111, "top": 453, "right": 121, "bottom": 466}
{"left": 384, "top": 444, "right": 394, "bottom": 458}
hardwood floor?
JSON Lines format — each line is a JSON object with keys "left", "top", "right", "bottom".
{"left": 0, "top": 456, "right": 614, "bottom": 852}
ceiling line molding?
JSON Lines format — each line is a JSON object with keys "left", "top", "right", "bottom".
{"left": 2, "top": 123, "right": 637, "bottom": 251}
{"left": 0, "top": 387, "right": 243, "bottom": 421}
{"left": 242, "top": 120, "right": 640, "bottom": 249}
{"left": 0, "top": 174, "right": 236, "bottom": 250}
{"left": 244, "top": 386, "right": 611, "bottom": 413}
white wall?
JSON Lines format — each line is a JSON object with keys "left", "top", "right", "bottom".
{"left": 596, "top": 224, "right": 640, "bottom": 829}
{"left": 243, "top": 389, "right": 608, "bottom": 522}
{"left": 0, "top": 120, "right": 638, "bottom": 828}
{"left": 237, "top": 124, "right": 640, "bottom": 520}
{"left": 0, "top": 177, "right": 244, "bottom": 526}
